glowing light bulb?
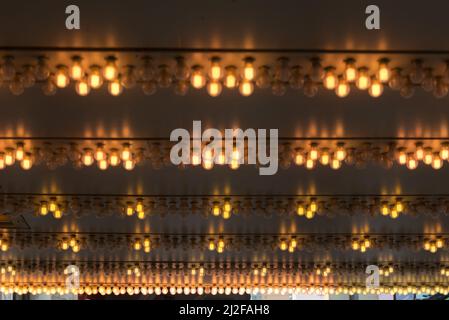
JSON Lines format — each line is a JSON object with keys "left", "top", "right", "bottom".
{"left": 209, "top": 57, "right": 222, "bottom": 80}
{"left": 294, "top": 149, "right": 305, "bottom": 165}
{"left": 123, "top": 160, "right": 135, "bottom": 171}
{"left": 335, "top": 76, "right": 350, "bottom": 97}
{"left": 4, "top": 148, "right": 15, "bottom": 166}
{"left": 126, "top": 203, "right": 134, "bottom": 216}
{"left": 76, "top": 78, "right": 90, "bottom": 96}
{"left": 397, "top": 148, "right": 407, "bottom": 165}
{"left": 319, "top": 149, "right": 330, "bottom": 165}
{"left": 70, "top": 56, "right": 84, "bottom": 80}
{"left": 121, "top": 143, "right": 132, "bottom": 161}
{"left": 88, "top": 65, "right": 103, "bottom": 89}
{"left": 395, "top": 200, "right": 404, "bottom": 213}
{"left": 133, "top": 241, "right": 142, "bottom": 251}
{"left": 82, "top": 148, "right": 94, "bottom": 166}
{"left": 109, "top": 149, "right": 121, "bottom": 166}
{"left": 381, "top": 203, "right": 390, "bottom": 216}
{"left": 104, "top": 56, "right": 118, "bottom": 81}
{"left": 190, "top": 65, "right": 206, "bottom": 89}
{"left": 208, "top": 241, "right": 216, "bottom": 251}
{"left": 440, "top": 143, "right": 449, "bottom": 160}
{"left": 40, "top": 201, "right": 49, "bottom": 216}
{"left": 344, "top": 58, "right": 357, "bottom": 82}
{"left": 207, "top": 80, "right": 222, "bottom": 97}
{"left": 242, "top": 57, "right": 255, "bottom": 80}
{"left": 423, "top": 148, "right": 433, "bottom": 165}
{"left": 15, "top": 142, "right": 25, "bottom": 161}
{"left": 309, "top": 144, "right": 319, "bottom": 160}
{"left": 94, "top": 143, "right": 106, "bottom": 161}
{"left": 297, "top": 204, "right": 305, "bottom": 216}
{"left": 239, "top": 79, "right": 254, "bottom": 96}
{"left": 223, "top": 200, "right": 232, "bottom": 213}
{"left": 108, "top": 79, "right": 123, "bottom": 96}
{"left": 98, "top": 159, "right": 109, "bottom": 170}
{"left": 224, "top": 66, "right": 238, "bottom": 88}
{"left": 20, "top": 153, "right": 33, "bottom": 170}
{"left": 406, "top": 153, "right": 418, "bottom": 170}
{"left": 305, "top": 158, "right": 315, "bottom": 169}
{"left": 415, "top": 143, "right": 424, "bottom": 160}
{"left": 356, "top": 67, "right": 371, "bottom": 90}
{"left": 432, "top": 153, "right": 443, "bottom": 170}
{"left": 53, "top": 208, "right": 63, "bottom": 219}
{"left": 369, "top": 77, "right": 384, "bottom": 97}
{"left": 49, "top": 199, "right": 57, "bottom": 212}
{"left": 323, "top": 67, "right": 338, "bottom": 90}
{"left": 330, "top": 158, "right": 341, "bottom": 169}
{"left": 377, "top": 58, "right": 390, "bottom": 83}
{"left": 55, "top": 65, "right": 70, "bottom": 88}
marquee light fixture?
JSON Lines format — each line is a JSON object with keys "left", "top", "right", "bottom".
{"left": 0, "top": 260, "right": 448, "bottom": 296}
{"left": 6, "top": 193, "right": 449, "bottom": 221}
{"left": 0, "top": 231, "right": 447, "bottom": 254}
{"left": 2, "top": 46, "right": 449, "bottom": 98}
{"left": 2, "top": 137, "right": 449, "bottom": 171}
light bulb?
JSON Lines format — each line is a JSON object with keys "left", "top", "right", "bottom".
{"left": 421, "top": 68, "right": 435, "bottom": 92}
{"left": 415, "top": 143, "right": 424, "bottom": 160}
{"left": 377, "top": 58, "right": 390, "bottom": 83}
{"left": 109, "top": 149, "right": 121, "bottom": 166}
{"left": 104, "top": 56, "right": 118, "bottom": 81}
{"left": 53, "top": 208, "right": 63, "bottom": 219}
{"left": 4, "top": 148, "right": 15, "bottom": 166}
{"left": 70, "top": 56, "right": 84, "bottom": 80}
{"left": 40, "top": 201, "right": 48, "bottom": 216}
{"left": 344, "top": 58, "right": 357, "bottom": 82}
{"left": 20, "top": 153, "right": 33, "bottom": 170}
{"left": 369, "top": 77, "right": 384, "bottom": 97}
{"left": 212, "top": 203, "right": 221, "bottom": 216}
{"left": 242, "top": 57, "right": 255, "bottom": 80}
{"left": 123, "top": 159, "right": 135, "bottom": 171}
{"left": 142, "top": 80, "right": 157, "bottom": 95}
{"left": 136, "top": 200, "right": 144, "bottom": 213}
{"left": 400, "top": 77, "right": 415, "bottom": 98}
{"left": 433, "top": 76, "right": 449, "bottom": 98}
{"left": 1, "top": 56, "right": 16, "bottom": 80}
{"left": 381, "top": 203, "right": 390, "bottom": 216}
{"left": 55, "top": 65, "right": 70, "bottom": 88}
{"left": 289, "top": 65, "right": 304, "bottom": 89}
{"left": 82, "top": 148, "right": 94, "bottom": 166}
{"left": 223, "top": 66, "right": 238, "bottom": 88}
{"left": 35, "top": 56, "right": 50, "bottom": 81}
{"left": 310, "top": 58, "right": 324, "bottom": 82}
{"left": 305, "top": 158, "right": 315, "bottom": 169}
{"left": 274, "top": 57, "right": 290, "bottom": 82}
{"left": 41, "top": 75, "right": 57, "bottom": 96}
{"left": 397, "top": 148, "right": 407, "bottom": 165}
{"left": 9, "top": 73, "right": 24, "bottom": 95}
{"left": 190, "top": 65, "right": 206, "bottom": 89}
{"left": 239, "top": 79, "right": 254, "bottom": 96}
{"left": 207, "top": 80, "right": 222, "bottom": 97}
{"left": 108, "top": 79, "right": 123, "bottom": 96}
{"left": 75, "top": 78, "right": 90, "bottom": 96}
{"left": 139, "top": 56, "right": 155, "bottom": 81}
{"left": 330, "top": 158, "right": 341, "bottom": 169}
{"left": 174, "top": 56, "right": 190, "bottom": 81}
{"left": 319, "top": 148, "right": 330, "bottom": 165}
{"left": 120, "top": 65, "right": 137, "bottom": 89}
{"left": 15, "top": 142, "right": 25, "bottom": 161}
{"left": 209, "top": 57, "right": 222, "bottom": 80}
{"left": 335, "top": 143, "right": 346, "bottom": 161}
{"left": 98, "top": 159, "right": 109, "bottom": 170}
{"left": 423, "top": 147, "right": 433, "bottom": 165}
{"left": 406, "top": 153, "right": 418, "bottom": 170}
{"left": 22, "top": 64, "right": 36, "bottom": 88}
{"left": 335, "top": 76, "right": 350, "bottom": 97}
{"left": 323, "top": 67, "right": 338, "bottom": 90}
{"left": 388, "top": 68, "right": 403, "bottom": 90}
{"left": 94, "top": 143, "right": 106, "bottom": 161}
{"left": 409, "top": 59, "right": 425, "bottom": 84}
{"left": 303, "top": 76, "right": 318, "bottom": 97}
{"left": 121, "top": 143, "right": 132, "bottom": 161}
{"left": 294, "top": 149, "right": 305, "bottom": 165}
{"left": 0, "top": 153, "right": 6, "bottom": 170}
{"left": 432, "top": 153, "right": 443, "bottom": 169}
{"left": 88, "top": 65, "right": 103, "bottom": 89}
{"left": 157, "top": 64, "right": 172, "bottom": 88}
{"left": 440, "top": 143, "right": 449, "bottom": 160}
{"left": 297, "top": 204, "right": 305, "bottom": 216}
{"left": 356, "top": 67, "right": 371, "bottom": 90}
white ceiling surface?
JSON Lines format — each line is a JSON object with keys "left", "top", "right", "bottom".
{"left": 1, "top": 1, "right": 449, "bottom": 265}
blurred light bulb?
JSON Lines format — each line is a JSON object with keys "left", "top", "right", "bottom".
{"left": 174, "top": 56, "right": 190, "bottom": 81}
{"left": 255, "top": 65, "right": 272, "bottom": 89}
{"left": 121, "top": 65, "right": 137, "bottom": 89}
{"left": 344, "top": 58, "right": 357, "bottom": 82}
{"left": 356, "top": 67, "right": 371, "bottom": 90}
{"left": 142, "top": 80, "right": 157, "bottom": 95}
{"left": 209, "top": 57, "right": 222, "bottom": 80}
{"left": 274, "top": 57, "right": 290, "bottom": 82}
{"left": 55, "top": 65, "right": 70, "bottom": 88}
{"left": 323, "top": 67, "right": 338, "bottom": 90}
{"left": 139, "top": 56, "right": 155, "bottom": 81}
{"left": 82, "top": 148, "right": 94, "bottom": 166}
{"left": 242, "top": 57, "right": 255, "bottom": 80}
{"left": 440, "top": 143, "right": 449, "bottom": 160}
{"left": 1, "top": 56, "right": 16, "bottom": 81}
{"left": 207, "top": 80, "right": 222, "bottom": 97}
{"left": 369, "top": 77, "right": 384, "bottom": 97}
{"left": 157, "top": 64, "right": 172, "bottom": 88}
{"left": 41, "top": 75, "right": 57, "bottom": 96}
{"left": 409, "top": 59, "right": 425, "bottom": 84}
{"left": 123, "top": 159, "right": 135, "bottom": 171}
{"left": 20, "top": 153, "right": 33, "bottom": 170}
{"left": 104, "top": 56, "right": 118, "bottom": 81}
{"left": 335, "top": 76, "right": 350, "bottom": 97}
{"left": 14, "top": 143, "right": 24, "bottom": 161}
{"left": 289, "top": 65, "right": 304, "bottom": 89}
{"left": 406, "top": 153, "right": 418, "bottom": 170}
{"left": 310, "top": 58, "right": 324, "bottom": 82}
{"left": 9, "top": 73, "right": 24, "bottom": 95}
{"left": 303, "top": 76, "right": 318, "bottom": 97}
{"left": 35, "top": 56, "right": 50, "bottom": 81}
{"left": 109, "top": 149, "right": 120, "bottom": 166}
{"left": 377, "top": 58, "right": 390, "bottom": 83}
{"left": 70, "top": 56, "right": 84, "bottom": 80}
{"left": 76, "top": 78, "right": 90, "bottom": 96}
{"left": 190, "top": 65, "right": 206, "bottom": 89}
{"left": 4, "top": 148, "right": 15, "bottom": 166}
{"left": 223, "top": 66, "right": 238, "bottom": 88}
{"left": 434, "top": 76, "right": 449, "bottom": 98}
{"left": 108, "top": 79, "right": 123, "bottom": 96}
{"left": 88, "top": 65, "right": 103, "bottom": 89}
{"left": 239, "top": 79, "right": 254, "bottom": 96}
{"left": 22, "top": 64, "right": 36, "bottom": 88}
{"left": 432, "top": 153, "right": 443, "bottom": 169}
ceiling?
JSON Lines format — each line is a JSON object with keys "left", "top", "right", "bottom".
{"left": 1, "top": 0, "right": 449, "bottom": 290}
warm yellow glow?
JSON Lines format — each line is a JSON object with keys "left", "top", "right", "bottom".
{"left": 190, "top": 66, "right": 206, "bottom": 89}
{"left": 415, "top": 143, "right": 424, "bottom": 160}
{"left": 82, "top": 148, "right": 94, "bottom": 166}
{"left": 378, "top": 58, "right": 390, "bottom": 83}
{"left": 20, "top": 153, "right": 33, "bottom": 170}
{"left": 369, "top": 78, "right": 384, "bottom": 97}
{"left": 70, "top": 57, "right": 84, "bottom": 80}
{"left": 239, "top": 79, "right": 254, "bottom": 96}
{"left": 356, "top": 67, "right": 371, "bottom": 90}
{"left": 209, "top": 57, "right": 222, "bottom": 80}
{"left": 335, "top": 77, "right": 350, "bottom": 97}
{"left": 56, "top": 66, "right": 70, "bottom": 88}
{"left": 323, "top": 67, "right": 338, "bottom": 90}
{"left": 88, "top": 66, "right": 103, "bottom": 89}
{"left": 103, "top": 57, "right": 118, "bottom": 81}
{"left": 123, "top": 160, "right": 135, "bottom": 171}
{"left": 243, "top": 57, "right": 255, "bottom": 80}
{"left": 108, "top": 79, "right": 123, "bottom": 96}
{"left": 224, "top": 66, "right": 238, "bottom": 88}
{"left": 109, "top": 149, "right": 120, "bottom": 166}
{"left": 344, "top": 58, "right": 357, "bottom": 82}
{"left": 207, "top": 80, "right": 222, "bottom": 97}
{"left": 76, "top": 79, "right": 90, "bottom": 96}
